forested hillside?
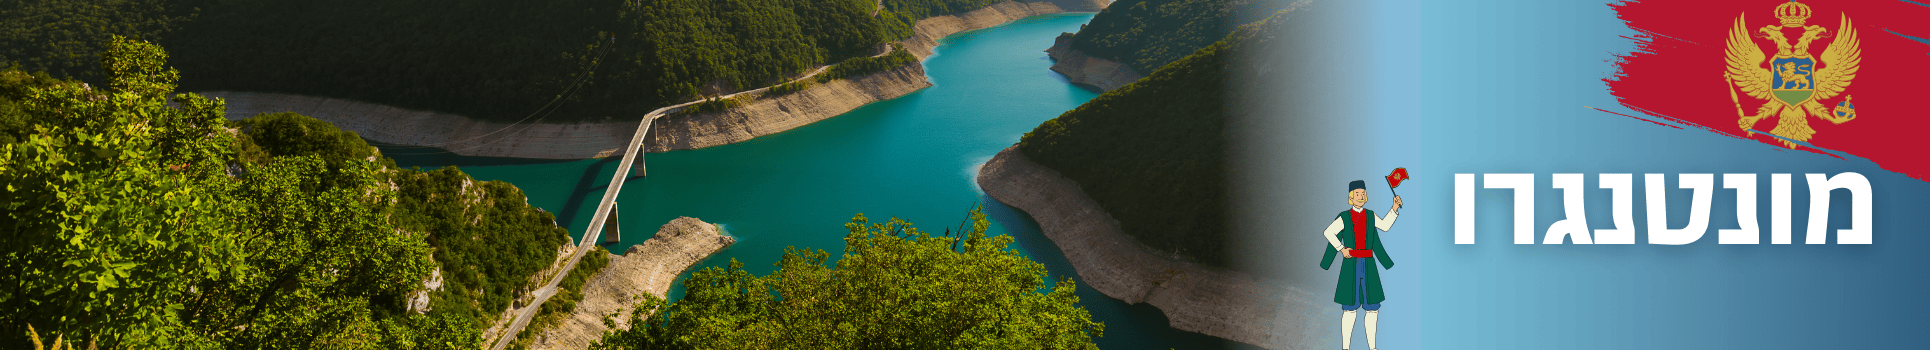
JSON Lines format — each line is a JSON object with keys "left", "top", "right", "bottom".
{"left": 0, "top": 37, "right": 581, "bottom": 348}
{"left": 1065, "top": 0, "right": 1297, "bottom": 74}
{"left": 1020, "top": 9, "right": 1293, "bottom": 267}
{"left": 0, "top": 0, "right": 195, "bottom": 83}
{"left": 0, "top": 0, "right": 1026, "bottom": 123}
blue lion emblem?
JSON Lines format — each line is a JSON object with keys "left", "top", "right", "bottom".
{"left": 1771, "top": 57, "right": 1814, "bottom": 90}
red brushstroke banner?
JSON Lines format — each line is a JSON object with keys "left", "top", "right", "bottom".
{"left": 1607, "top": 0, "right": 1930, "bottom": 181}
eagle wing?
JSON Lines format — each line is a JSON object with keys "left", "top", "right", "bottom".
{"left": 1811, "top": 14, "right": 1860, "bottom": 100}
{"left": 1725, "top": 14, "right": 1774, "bottom": 101}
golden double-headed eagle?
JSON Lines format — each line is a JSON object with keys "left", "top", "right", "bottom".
{"left": 1725, "top": 0, "right": 1860, "bottom": 149}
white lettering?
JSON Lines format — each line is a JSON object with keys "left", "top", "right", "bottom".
{"left": 1771, "top": 174, "right": 1792, "bottom": 244}
{"left": 1544, "top": 174, "right": 1591, "bottom": 244}
{"left": 1455, "top": 173, "right": 1475, "bottom": 244}
{"left": 1596, "top": 174, "right": 1636, "bottom": 244}
{"left": 1646, "top": 174, "right": 1713, "bottom": 245}
{"left": 1447, "top": 172, "right": 1871, "bottom": 245}
{"left": 1719, "top": 174, "right": 1760, "bottom": 244}
{"left": 1485, "top": 173, "right": 1536, "bottom": 244}
{"left": 1806, "top": 173, "right": 1872, "bottom": 244}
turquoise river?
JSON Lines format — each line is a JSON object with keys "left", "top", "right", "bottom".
{"left": 384, "top": 14, "right": 1248, "bottom": 349}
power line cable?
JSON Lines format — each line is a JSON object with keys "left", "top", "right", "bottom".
{"left": 382, "top": 41, "right": 615, "bottom": 155}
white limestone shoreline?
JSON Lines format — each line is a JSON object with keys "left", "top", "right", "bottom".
{"left": 975, "top": 146, "right": 1326, "bottom": 350}
{"left": 1044, "top": 32, "right": 1143, "bottom": 92}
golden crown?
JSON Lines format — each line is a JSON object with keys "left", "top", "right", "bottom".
{"left": 1775, "top": 0, "right": 1812, "bottom": 27}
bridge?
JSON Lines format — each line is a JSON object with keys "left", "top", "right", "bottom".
{"left": 482, "top": 61, "right": 846, "bottom": 349}
{"left": 481, "top": 101, "right": 661, "bottom": 350}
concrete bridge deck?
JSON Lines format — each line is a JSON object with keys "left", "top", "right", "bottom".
{"left": 484, "top": 61, "right": 844, "bottom": 349}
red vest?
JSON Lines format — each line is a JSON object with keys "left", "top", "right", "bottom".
{"left": 1349, "top": 209, "right": 1374, "bottom": 258}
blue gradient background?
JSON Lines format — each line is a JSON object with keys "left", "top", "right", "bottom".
{"left": 1249, "top": 1, "right": 1930, "bottom": 349}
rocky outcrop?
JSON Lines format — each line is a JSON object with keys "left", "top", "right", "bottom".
{"left": 1045, "top": 32, "right": 1143, "bottom": 92}
{"left": 525, "top": 217, "right": 734, "bottom": 350}
{"left": 405, "top": 267, "right": 444, "bottom": 314}
{"left": 975, "top": 146, "right": 1325, "bottom": 350}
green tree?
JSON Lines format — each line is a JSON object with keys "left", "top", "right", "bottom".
{"left": 229, "top": 112, "right": 378, "bottom": 166}
{"left": 0, "top": 35, "right": 469, "bottom": 349}
{"left": 591, "top": 207, "right": 1102, "bottom": 350}
{"left": 184, "top": 152, "right": 436, "bottom": 347}
{"left": 0, "top": 69, "right": 71, "bottom": 144}
{"left": 0, "top": 35, "right": 246, "bottom": 348}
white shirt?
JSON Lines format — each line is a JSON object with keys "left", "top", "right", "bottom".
{"left": 1323, "top": 206, "right": 1397, "bottom": 251}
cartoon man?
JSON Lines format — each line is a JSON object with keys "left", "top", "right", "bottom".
{"left": 1320, "top": 180, "right": 1401, "bottom": 350}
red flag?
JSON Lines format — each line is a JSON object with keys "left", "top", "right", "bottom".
{"left": 1385, "top": 167, "right": 1410, "bottom": 189}
{"left": 1606, "top": 0, "right": 1930, "bottom": 181}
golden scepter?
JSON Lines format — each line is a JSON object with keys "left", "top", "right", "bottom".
{"left": 1726, "top": 75, "right": 1753, "bottom": 137}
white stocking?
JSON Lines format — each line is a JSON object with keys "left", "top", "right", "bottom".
{"left": 1341, "top": 310, "right": 1358, "bottom": 349}
{"left": 1364, "top": 310, "right": 1380, "bottom": 350}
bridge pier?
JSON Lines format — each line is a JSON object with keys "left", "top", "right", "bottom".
{"left": 603, "top": 202, "right": 621, "bottom": 244}
{"left": 634, "top": 118, "right": 652, "bottom": 178}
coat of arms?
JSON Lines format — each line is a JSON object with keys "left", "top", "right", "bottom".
{"left": 1726, "top": 0, "right": 1861, "bottom": 149}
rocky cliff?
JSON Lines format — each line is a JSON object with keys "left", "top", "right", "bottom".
{"left": 1044, "top": 32, "right": 1143, "bottom": 92}
{"left": 524, "top": 217, "right": 735, "bottom": 350}
{"left": 976, "top": 146, "right": 1325, "bottom": 350}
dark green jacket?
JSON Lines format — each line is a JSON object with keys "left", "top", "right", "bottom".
{"left": 1320, "top": 209, "right": 1394, "bottom": 305}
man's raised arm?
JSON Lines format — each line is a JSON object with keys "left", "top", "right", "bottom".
{"left": 1376, "top": 196, "right": 1403, "bottom": 232}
